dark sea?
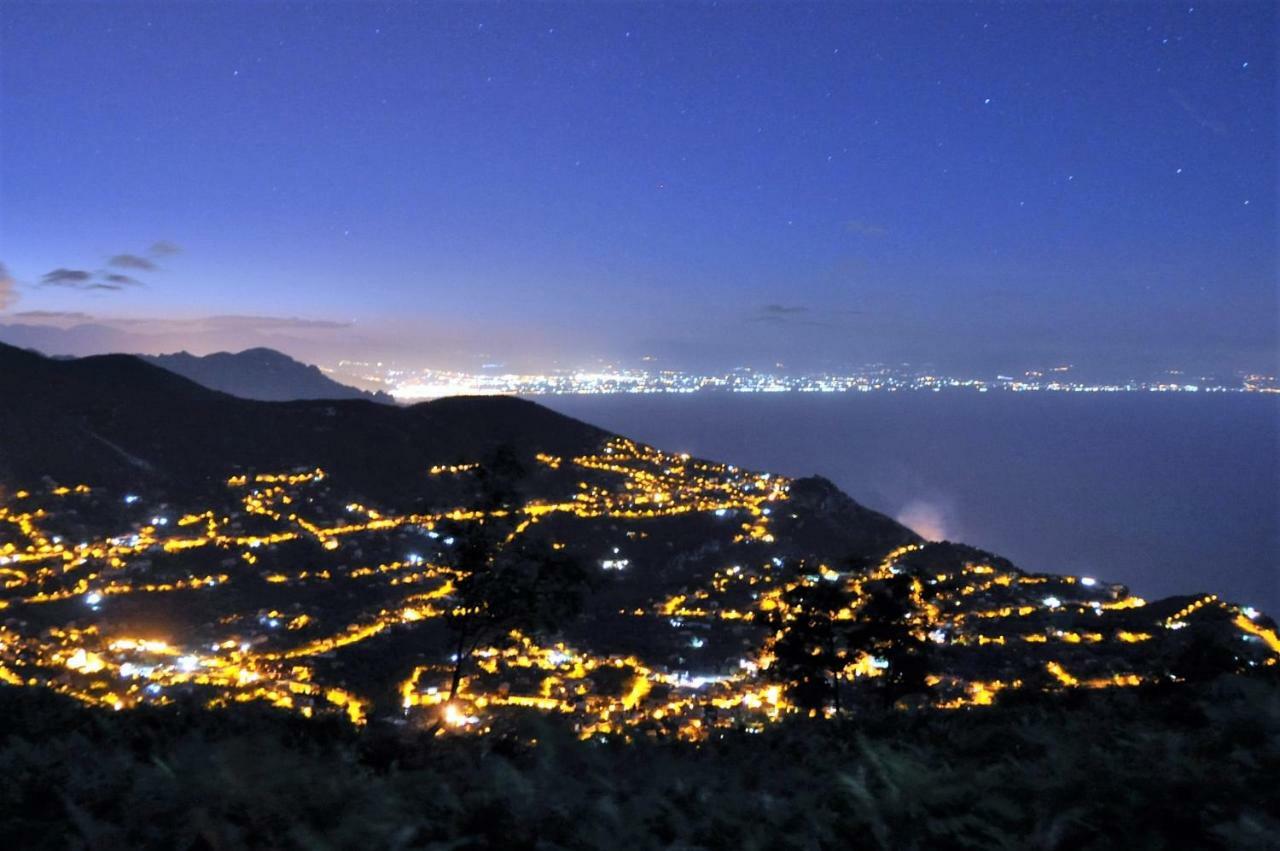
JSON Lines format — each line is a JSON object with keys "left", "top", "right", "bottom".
{"left": 538, "top": 393, "right": 1280, "bottom": 615}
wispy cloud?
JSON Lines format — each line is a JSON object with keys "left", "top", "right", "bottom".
{"left": 10, "top": 312, "right": 353, "bottom": 334}
{"left": 185, "top": 315, "right": 355, "bottom": 332}
{"left": 11, "top": 310, "right": 94, "bottom": 321}
{"left": 41, "top": 268, "right": 94, "bottom": 287}
{"left": 35, "top": 243, "right": 172, "bottom": 295}
{"left": 0, "top": 312, "right": 358, "bottom": 361}
{"left": 108, "top": 254, "right": 158, "bottom": 271}
{"left": 102, "top": 273, "right": 144, "bottom": 287}
{"left": 843, "top": 219, "right": 888, "bottom": 237}
{"left": 748, "top": 303, "right": 861, "bottom": 329}
{"left": 0, "top": 263, "right": 17, "bottom": 311}
{"left": 759, "top": 304, "right": 809, "bottom": 317}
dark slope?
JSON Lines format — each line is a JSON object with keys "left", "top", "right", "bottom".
{"left": 142, "top": 348, "right": 394, "bottom": 403}
{"left": 0, "top": 342, "right": 608, "bottom": 500}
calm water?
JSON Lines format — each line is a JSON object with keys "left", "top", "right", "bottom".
{"left": 539, "top": 393, "right": 1280, "bottom": 615}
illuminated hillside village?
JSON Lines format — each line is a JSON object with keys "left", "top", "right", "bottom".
{"left": 1, "top": 437, "right": 1275, "bottom": 740}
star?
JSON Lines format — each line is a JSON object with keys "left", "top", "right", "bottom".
{"left": 984, "top": 98, "right": 991, "bottom": 105}
{"left": 1175, "top": 168, "right": 1183, "bottom": 174}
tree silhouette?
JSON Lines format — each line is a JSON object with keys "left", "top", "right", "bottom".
{"left": 763, "top": 559, "right": 935, "bottom": 715}
{"left": 762, "top": 573, "right": 857, "bottom": 713}
{"left": 848, "top": 572, "right": 934, "bottom": 707}
{"left": 438, "top": 447, "right": 590, "bottom": 713}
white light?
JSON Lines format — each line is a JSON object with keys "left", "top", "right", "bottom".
{"left": 1043, "top": 596, "right": 1061, "bottom": 609}
{"left": 119, "top": 663, "right": 137, "bottom": 677}
{"left": 1080, "top": 576, "right": 1096, "bottom": 587}
{"left": 85, "top": 592, "right": 103, "bottom": 606}
{"left": 123, "top": 494, "right": 139, "bottom": 504}
{"left": 689, "top": 637, "right": 705, "bottom": 648}
{"left": 1243, "top": 607, "right": 1260, "bottom": 619}
{"left": 177, "top": 655, "right": 199, "bottom": 672}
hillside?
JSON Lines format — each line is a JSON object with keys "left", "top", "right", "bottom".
{"left": 0, "top": 342, "right": 606, "bottom": 501}
{"left": 0, "top": 340, "right": 1274, "bottom": 738}
{"left": 142, "top": 348, "right": 395, "bottom": 403}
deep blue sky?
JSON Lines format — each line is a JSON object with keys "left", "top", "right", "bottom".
{"left": 1, "top": 2, "right": 1275, "bottom": 374}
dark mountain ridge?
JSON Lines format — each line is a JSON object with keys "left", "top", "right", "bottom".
{"left": 0, "top": 342, "right": 611, "bottom": 503}
{"left": 0, "top": 342, "right": 913, "bottom": 545}
{"left": 141, "top": 347, "right": 394, "bottom": 404}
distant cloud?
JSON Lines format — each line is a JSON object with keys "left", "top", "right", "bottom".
{"left": 0, "top": 312, "right": 357, "bottom": 360}
{"left": 108, "top": 254, "right": 158, "bottom": 271}
{"left": 843, "top": 219, "right": 888, "bottom": 237}
{"left": 11, "top": 310, "right": 93, "bottom": 322}
{"left": 748, "top": 303, "right": 860, "bottom": 329}
{"left": 760, "top": 304, "right": 809, "bottom": 316}
{"left": 38, "top": 251, "right": 161, "bottom": 294}
{"left": 0, "top": 263, "right": 17, "bottom": 311}
{"left": 149, "top": 240, "right": 181, "bottom": 256}
{"left": 196, "top": 315, "right": 354, "bottom": 331}
{"left": 8, "top": 312, "right": 352, "bottom": 333}
{"left": 41, "top": 268, "right": 94, "bottom": 287}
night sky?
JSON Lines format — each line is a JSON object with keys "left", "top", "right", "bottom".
{"left": 1, "top": 2, "right": 1275, "bottom": 374}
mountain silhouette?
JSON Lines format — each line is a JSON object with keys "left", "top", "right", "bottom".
{"left": 142, "top": 348, "right": 394, "bottom": 403}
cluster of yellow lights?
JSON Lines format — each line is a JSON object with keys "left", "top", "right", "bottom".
{"left": 0, "top": 440, "right": 1275, "bottom": 736}
{"left": 428, "top": 463, "right": 481, "bottom": 476}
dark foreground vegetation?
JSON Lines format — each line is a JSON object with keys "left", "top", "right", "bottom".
{"left": 2, "top": 675, "right": 1277, "bottom": 850}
